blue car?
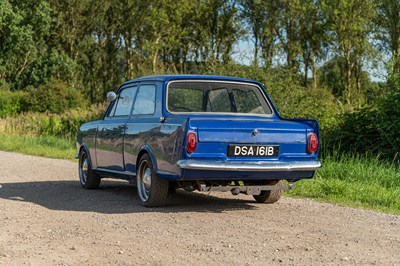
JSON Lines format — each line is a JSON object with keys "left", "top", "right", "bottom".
{"left": 77, "top": 75, "right": 321, "bottom": 207}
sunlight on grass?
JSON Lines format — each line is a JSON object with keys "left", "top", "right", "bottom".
{"left": 287, "top": 152, "right": 400, "bottom": 215}
{"left": 0, "top": 133, "right": 76, "bottom": 160}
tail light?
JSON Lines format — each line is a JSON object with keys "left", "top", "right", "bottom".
{"left": 186, "top": 131, "right": 197, "bottom": 153}
{"left": 307, "top": 133, "right": 319, "bottom": 153}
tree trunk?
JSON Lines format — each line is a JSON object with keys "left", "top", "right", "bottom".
{"left": 254, "top": 37, "right": 259, "bottom": 67}
{"left": 312, "top": 54, "right": 318, "bottom": 90}
{"left": 393, "top": 46, "right": 400, "bottom": 74}
{"left": 152, "top": 37, "right": 161, "bottom": 73}
{"left": 345, "top": 59, "right": 353, "bottom": 108}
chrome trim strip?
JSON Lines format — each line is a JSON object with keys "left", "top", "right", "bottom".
{"left": 95, "top": 167, "right": 136, "bottom": 176}
{"left": 177, "top": 160, "right": 321, "bottom": 172}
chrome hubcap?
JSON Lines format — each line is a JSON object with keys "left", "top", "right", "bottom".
{"left": 142, "top": 168, "right": 152, "bottom": 190}
{"left": 138, "top": 161, "right": 152, "bottom": 202}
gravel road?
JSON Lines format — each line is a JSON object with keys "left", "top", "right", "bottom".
{"left": 0, "top": 151, "right": 399, "bottom": 265}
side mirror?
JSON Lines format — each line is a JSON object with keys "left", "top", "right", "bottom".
{"left": 107, "top": 91, "right": 117, "bottom": 101}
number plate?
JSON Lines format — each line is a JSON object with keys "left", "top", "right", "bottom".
{"left": 227, "top": 145, "right": 279, "bottom": 157}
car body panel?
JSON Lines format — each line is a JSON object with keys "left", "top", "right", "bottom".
{"left": 96, "top": 118, "right": 127, "bottom": 171}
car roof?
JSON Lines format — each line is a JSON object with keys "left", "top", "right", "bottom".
{"left": 122, "top": 74, "right": 260, "bottom": 86}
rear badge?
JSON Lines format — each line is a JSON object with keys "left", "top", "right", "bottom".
{"left": 252, "top": 129, "right": 259, "bottom": 136}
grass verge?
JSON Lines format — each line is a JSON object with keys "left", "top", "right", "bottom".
{"left": 0, "top": 133, "right": 76, "bottom": 160}
{"left": 287, "top": 152, "right": 400, "bottom": 215}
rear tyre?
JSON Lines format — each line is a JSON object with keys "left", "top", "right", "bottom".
{"left": 137, "top": 154, "right": 169, "bottom": 207}
{"left": 253, "top": 180, "right": 282, "bottom": 204}
{"left": 79, "top": 149, "right": 100, "bottom": 189}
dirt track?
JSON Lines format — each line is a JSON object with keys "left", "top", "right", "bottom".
{"left": 0, "top": 151, "right": 399, "bottom": 265}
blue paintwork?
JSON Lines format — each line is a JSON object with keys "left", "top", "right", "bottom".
{"left": 77, "top": 74, "right": 320, "bottom": 183}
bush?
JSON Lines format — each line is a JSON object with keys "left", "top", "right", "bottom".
{"left": 1, "top": 102, "right": 107, "bottom": 139}
{"left": 26, "top": 80, "right": 88, "bottom": 113}
{"left": 0, "top": 90, "right": 29, "bottom": 117}
{"left": 0, "top": 80, "right": 88, "bottom": 117}
{"left": 263, "top": 74, "right": 341, "bottom": 132}
{"left": 326, "top": 90, "right": 400, "bottom": 161}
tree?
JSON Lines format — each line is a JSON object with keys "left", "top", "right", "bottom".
{"left": 238, "top": 0, "right": 279, "bottom": 69}
{"left": 190, "top": 0, "right": 241, "bottom": 67}
{"left": 0, "top": 0, "right": 51, "bottom": 90}
{"left": 322, "top": 0, "right": 375, "bottom": 107}
{"left": 277, "top": 0, "right": 302, "bottom": 73}
{"left": 297, "top": 0, "right": 328, "bottom": 88}
{"left": 373, "top": 0, "right": 400, "bottom": 75}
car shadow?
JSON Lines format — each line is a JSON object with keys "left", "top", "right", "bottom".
{"left": 0, "top": 179, "right": 258, "bottom": 214}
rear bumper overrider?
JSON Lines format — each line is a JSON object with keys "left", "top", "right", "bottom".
{"left": 177, "top": 160, "right": 321, "bottom": 172}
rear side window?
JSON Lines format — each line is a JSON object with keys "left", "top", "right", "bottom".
{"left": 233, "top": 89, "right": 265, "bottom": 114}
{"left": 167, "top": 81, "right": 272, "bottom": 115}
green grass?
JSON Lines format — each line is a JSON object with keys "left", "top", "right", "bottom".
{"left": 0, "top": 133, "right": 76, "bottom": 160}
{"left": 287, "top": 152, "right": 400, "bottom": 214}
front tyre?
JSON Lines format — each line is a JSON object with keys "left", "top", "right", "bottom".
{"left": 137, "top": 154, "right": 169, "bottom": 207}
{"left": 253, "top": 180, "right": 282, "bottom": 204}
{"left": 79, "top": 149, "right": 100, "bottom": 189}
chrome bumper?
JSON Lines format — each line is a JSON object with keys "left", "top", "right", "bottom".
{"left": 177, "top": 160, "right": 321, "bottom": 172}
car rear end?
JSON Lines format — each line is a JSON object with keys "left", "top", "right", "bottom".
{"left": 178, "top": 117, "right": 320, "bottom": 181}
{"left": 164, "top": 77, "right": 321, "bottom": 200}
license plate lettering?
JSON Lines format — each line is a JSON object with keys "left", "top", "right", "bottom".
{"left": 228, "top": 145, "right": 279, "bottom": 157}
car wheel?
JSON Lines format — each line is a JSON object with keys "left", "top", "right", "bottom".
{"left": 253, "top": 180, "right": 282, "bottom": 204}
{"left": 136, "top": 154, "right": 169, "bottom": 207}
{"left": 79, "top": 149, "right": 100, "bottom": 189}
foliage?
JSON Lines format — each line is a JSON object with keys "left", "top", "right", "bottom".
{"left": 0, "top": 0, "right": 396, "bottom": 105}
{"left": 26, "top": 80, "right": 88, "bottom": 113}
{"left": 288, "top": 151, "right": 400, "bottom": 214}
{"left": 321, "top": 0, "right": 376, "bottom": 108}
{"left": 0, "top": 90, "right": 29, "bottom": 117}
{"left": 388, "top": 63, "right": 400, "bottom": 89}
{"left": 0, "top": 81, "right": 88, "bottom": 117}
{"left": 238, "top": 0, "right": 277, "bottom": 67}
{"left": 1, "top": 103, "right": 107, "bottom": 139}
{"left": 325, "top": 89, "right": 400, "bottom": 161}
{"left": 319, "top": 57, "right": 385, "bottom": 105}
{"left": 0, "top": 0, "right": 53, "bottom": 89}
{"left": 373, "top": 0, "right": 400, "bottom": 75}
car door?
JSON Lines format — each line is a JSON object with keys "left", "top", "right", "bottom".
{"left": 96, "top": 85, "right": 137, "bottom": 171}
{"left": 124, "top": 83, "right": 158, "bottom": 174}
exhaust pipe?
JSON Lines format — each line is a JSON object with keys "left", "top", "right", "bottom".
{"left": 231, "top": 188, "right": 240, "bottom": 195}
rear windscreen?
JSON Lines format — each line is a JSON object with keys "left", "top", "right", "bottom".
{"left": 167, "top": 81, "right": 272, "bottom": 115}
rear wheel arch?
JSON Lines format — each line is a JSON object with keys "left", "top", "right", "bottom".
{"left": 78, "top": 145, "right": 100, "bottom": 189}
{"left": 136, "top": 145, "right": 159, "bottom": 173}
{"left": 79, "top": 143, "right": 95, "bottom": 168}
